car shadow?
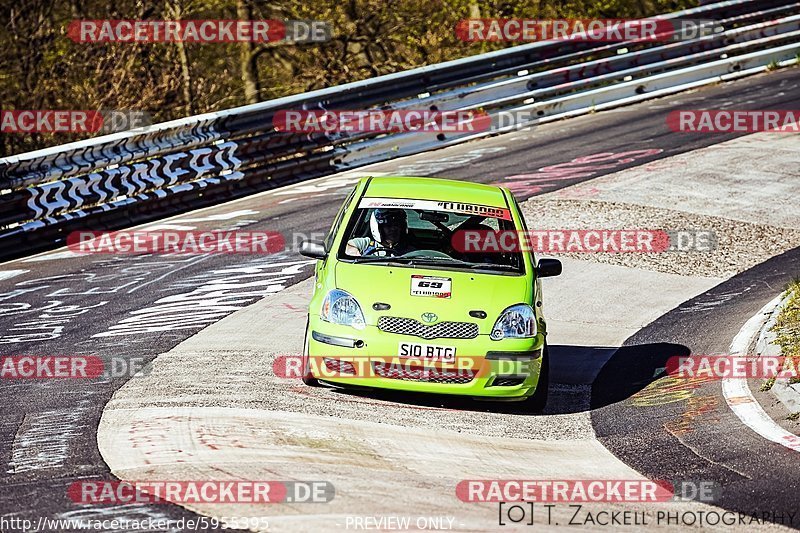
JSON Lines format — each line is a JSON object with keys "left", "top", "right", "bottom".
{"left": 324, "top": 342, "right": 690, "bottom": 415}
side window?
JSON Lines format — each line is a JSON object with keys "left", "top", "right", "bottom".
{"left": 482, "top": 217, "right": 500, "bottom": 231}
{"left": 324, "top": 187, "right": 356, "bottom": 251}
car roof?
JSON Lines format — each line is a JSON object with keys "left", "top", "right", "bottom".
{"left": 361, "top": 176, "right": 509, "bottom": 208}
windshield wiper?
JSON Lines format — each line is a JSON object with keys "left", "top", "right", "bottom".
{"left": 467, "top": 262, "right": 519, "bottom": 272}
{"left": 350, "top": 255, "right": 516, "bottom": 271}
{"left": 403, "top": 256, "right": 468, "bottom": 265}
{"left": 350, "top": 256, "right": 466, "bottom": 267}
{"left": 350, "top": 256, "right": 417, "bottom": 263}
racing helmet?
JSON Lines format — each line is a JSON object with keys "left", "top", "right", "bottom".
{"left": 369, "top": 208, "right": 407, "bottom": 244}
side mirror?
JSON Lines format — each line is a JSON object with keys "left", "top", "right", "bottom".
{"left": 300, "top": 240, "right": 327, "bottom": 260}
{"left": 537, "top": 258, "right": 562, "bottom": 277}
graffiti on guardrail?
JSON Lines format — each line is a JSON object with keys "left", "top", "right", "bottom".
{"left": 25, "top": 140, "right": 241, "bottom": 221}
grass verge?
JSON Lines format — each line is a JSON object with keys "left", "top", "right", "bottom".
{"left": 771, "top": 279, "right": 800, "bottom": 386}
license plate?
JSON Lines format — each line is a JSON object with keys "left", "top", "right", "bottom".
{"left": 398, "top": 342, "right": 456, "bottom": 363}
{"left": 410, "top": 275, "right": 451, "bottom": 298}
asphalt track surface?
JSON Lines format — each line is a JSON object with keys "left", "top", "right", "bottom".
{"left": 1, "top": 67, "right": 799, "bottom": 530}
{"left": 592, "top": 249, "right": 800, "bottom": 513}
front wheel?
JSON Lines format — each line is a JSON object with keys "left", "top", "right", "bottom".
{"left": 525, "top": 343, "right": 549, "bottom": 413}
{"left": 301, "top": 320, "right": 320, "bottom": 387}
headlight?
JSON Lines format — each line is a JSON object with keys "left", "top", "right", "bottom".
{"left": 320, "top": 289, "right": 366, "bottom": 330}
{"left": 490, "top": 304, "right": 537, "bottom": 340}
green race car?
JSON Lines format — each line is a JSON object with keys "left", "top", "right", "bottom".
{"left": 299, "top": 176, "right": 561, "bottom": 411}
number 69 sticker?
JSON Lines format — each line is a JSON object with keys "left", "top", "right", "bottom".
{"left": 411, "top": 275, "right": 452, "bottom": 298}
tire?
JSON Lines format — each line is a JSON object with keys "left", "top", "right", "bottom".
{"left": 301, "top": 319, "right": 320, "bottom": 387}
{"left": 525, "top": 343, "right": 549, "bottom": 413}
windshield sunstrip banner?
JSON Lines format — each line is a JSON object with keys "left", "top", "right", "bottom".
{"left": 359, "top": 198, "right": 512, "bottom": 221}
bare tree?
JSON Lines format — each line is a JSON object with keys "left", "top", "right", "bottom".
{"left": 166, "top": 0, "right": 195, "bottom": 115}
{"left": 237, "top": 0, "right": 260, "bottom": 104}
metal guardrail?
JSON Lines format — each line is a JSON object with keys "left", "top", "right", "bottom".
{"left": 0, "top": 0, "right": 798, "bottom": 259}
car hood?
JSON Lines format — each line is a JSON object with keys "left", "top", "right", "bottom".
{"left": 335, "top": 261, "right": 532, "bottom": 333}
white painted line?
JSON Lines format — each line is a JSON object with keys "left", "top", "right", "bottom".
{"left": 722, "top": 294, "right": 800, "bottom": 452}
{"left": 0, "top": 269, "right": 29, "bottom": 281}
{"left": 20, "top": 250, "right": 81, "bottom": 262}
{"left": 175, "top": 209, "right": 259, "bottom": 222}
{"left": 136, "top": 224, "right": 197, "bottom": 231}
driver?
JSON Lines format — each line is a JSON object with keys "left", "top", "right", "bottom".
{"left": 346, "top": 208, "right": 417, "bottom": 256}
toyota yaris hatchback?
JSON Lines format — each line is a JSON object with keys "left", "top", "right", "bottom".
{"left": 299, "top": 176, "right": 561, "bottom": 411}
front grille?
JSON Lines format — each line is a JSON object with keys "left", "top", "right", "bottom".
{"left": 372, "top": 362, "right": 476, "bottom": 384}
{"left": 377, "top": 316, "right": 478, "bottom": 340}
{"left": 323, "top": 358, "right": 355, "bottom": 375}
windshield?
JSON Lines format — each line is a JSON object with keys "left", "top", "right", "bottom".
{"left": 337, "top": 197, "right": 525, "bottom": 273}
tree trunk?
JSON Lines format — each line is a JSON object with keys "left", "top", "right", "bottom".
{"left": 167, "top": 1, "right": 195, "bottom": 115}
{"left": 176, "top": 40, "right": 194, "bottom": 114}
{"left": 237, "top": 0, "right": 260, "bottom": 104}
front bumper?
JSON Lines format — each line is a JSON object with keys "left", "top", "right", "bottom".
{"left": 306, "top": 315, "right": 545, "bottom": 398}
